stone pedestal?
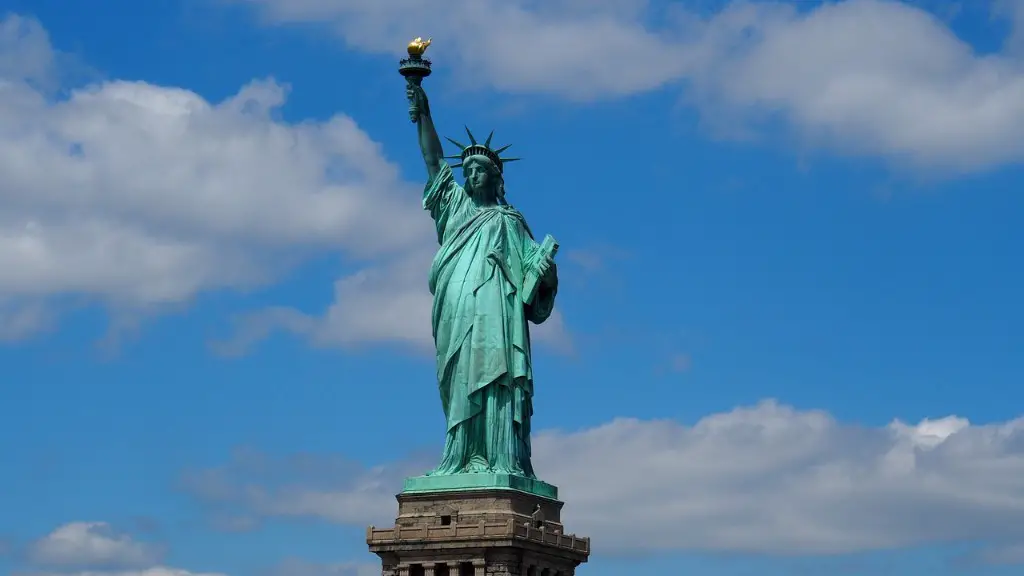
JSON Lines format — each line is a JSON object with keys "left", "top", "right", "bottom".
{"left": 367, "top": 488, "right": 590, "bottom": 576}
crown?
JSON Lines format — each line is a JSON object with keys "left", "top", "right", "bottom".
{"left": 443, "top": 127, "right": 520, "bottom": 173}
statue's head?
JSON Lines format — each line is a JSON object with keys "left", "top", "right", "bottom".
{"left": 444, "top": 127, "right": 520, "bottom": 205}
{"left": 463, "top": 155, "right": 503, "bottom": 202}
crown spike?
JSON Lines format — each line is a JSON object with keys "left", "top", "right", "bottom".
{"left": 445, "top": 136, "right": 467, "bottom": 150}
{"left": 484, "top": 130, "right": 495, "bottom": 148}
{"left": 464, "top": 126, "right": 477, "bottom": 145}
{"left": 450, "top": 162, "right": 463, "bottom": 168}
{"left": 500, "top": 157, "right": 521, "bottom": 163}
{"left": 493, "top": 144, "right": 512, "bottom": 154}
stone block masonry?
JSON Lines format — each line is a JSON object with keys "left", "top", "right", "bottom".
{"left": 368, "top": 488, "right": 590, "bottom": 576}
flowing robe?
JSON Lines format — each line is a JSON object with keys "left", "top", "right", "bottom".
{"left": 423, "top": 162, "right": 557, "bottom": 477}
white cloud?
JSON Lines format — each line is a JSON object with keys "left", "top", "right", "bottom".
{"left": 689, "top": 0, "right": 1024, "bottom": 172}
{"left": 230, "top": 0, "right": 687, "bottom": 98}
{"left": 179, "top": 448, "right": 427, "bottom": 529}
{"left": 19, "top": 526, "right": 371, "bottom": 576}
{"left": 995, "top": 0, "right": 1024, "bottom": 54}
{"left": 183, "top": 401, "right": 1024, "bottom": 558}
{"left": 537, "top": 402, "right": 1024, "bottom": 554}
{"left": 27, "top": 522, "right": 161, "bottom": 568}
{"left": 0, "top": 13, "right": 437, "bottom": 341}
{"left": 0, "top": 13, "right": 567, "bottom": 349}
{"left": 234, "top": 0, "right": 1024, "bottom": 173}
{"left": 277, "top": 249, "right": 435, "bottom": 350}
{"left": 20, "top": 523, "right": 226, "bottom": 576}
{"left": 0, "top": 14, "right": 58, "bottom": 88}
{"left": 0, "top": 297, "right": 53, "bottom": 340}
{"left": 217, "top": 246, "right": 573, "bottom": 355}
{"left": 17, "top": 569, "right": 226, "bottom": 576}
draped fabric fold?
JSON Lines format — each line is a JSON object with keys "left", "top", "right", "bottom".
{"left": 423, "top": 162, "right": 557, "bottom": 477}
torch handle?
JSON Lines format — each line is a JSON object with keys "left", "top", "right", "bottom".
{"left": 407, "top": 77, "right": 424, "bottom": 123}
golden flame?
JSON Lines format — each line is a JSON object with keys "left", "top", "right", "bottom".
{"left": 407, "top": 37, "right": 432, "bottom": 57}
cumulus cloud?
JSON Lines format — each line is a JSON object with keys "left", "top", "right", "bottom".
{"left": 18, "top": 523, "right": 225, "bottom": 576}
{"left": 217, "top": 245, "right": 573, "bottom": 355}
{"left": 233, "top": 0, "right": 1024, "bottom": 173}
{"left": 689, "top": 0, "right": 1024, "bottom": 172}
{"left": 230, "top": 0, "right": 688, "bottom": 98}
{"left": 216, "top": 249, "right": 436, "bottom": 353}
{"left": 182, "top": 401, "right": 1024, "bottom": 559}
{"left": 0, "top": 13, "right": 571, "bottom": 349}
{"left": 27, "top": 522, "right": 161, "bottom": 568}
{"left": 17, "top": 525, "right": 371, "bottom": 576}
{"left": 539, "top": 402, "right": 1024, "bottom": 555}
{"left": 16, "top": 569, "right": 226, "bottom": 576}
{"left": 0, "top": 13, "right": 440, "bottom": 342}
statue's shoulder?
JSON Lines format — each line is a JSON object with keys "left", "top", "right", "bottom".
{"left": 497, "top": 204, "right": 523, "bottom": 216}
{"left": 497, "top": 204, "right": 532, "bottom": 229}
{"left": 427, "top": 162, "right": 466, "bottom": 199}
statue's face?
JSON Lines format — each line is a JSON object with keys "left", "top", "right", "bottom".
{"left": 464, "top": 159, "right": 491, "bottom": 193}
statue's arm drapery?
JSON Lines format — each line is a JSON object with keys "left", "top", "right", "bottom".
{"left": 423, "top": 162, "right": 466, "bottom": 244}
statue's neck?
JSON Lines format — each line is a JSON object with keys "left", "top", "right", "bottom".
{"left": 472, "top": 197, "right": 499, "bottom": 208}
{"left": 468, "top": 186, "right": 500, "bottom": 208}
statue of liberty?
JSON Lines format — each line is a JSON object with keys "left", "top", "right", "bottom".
{"left": 401, "top": 39, "right": 559, "bottom": 484}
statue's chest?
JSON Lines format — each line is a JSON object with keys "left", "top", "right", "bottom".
{"left": 447, "top": 207, "right": 516, "bottom": 248}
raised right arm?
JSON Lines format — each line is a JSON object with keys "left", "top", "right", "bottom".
{"left": 407, "top": 82, "right": 446, "bottom": 181}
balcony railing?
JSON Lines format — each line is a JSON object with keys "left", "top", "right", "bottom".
{"left": 367, "top": 518, "right": 591, "bottom": 554}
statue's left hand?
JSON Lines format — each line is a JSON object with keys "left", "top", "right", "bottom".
{"left": 533, "top": 253, "right": 555, "bottom": 280}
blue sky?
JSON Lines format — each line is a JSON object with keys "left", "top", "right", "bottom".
{"left": 0, "top": 0, "right": 1023, "bottom": 575}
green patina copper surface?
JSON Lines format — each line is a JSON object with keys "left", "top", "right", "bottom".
{"left": 399, "top": 42, "right": 559, "bottom": 497}
{"left": 403, "top": 473, "right": 558, "bottom": 499}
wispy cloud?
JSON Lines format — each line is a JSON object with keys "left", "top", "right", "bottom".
{"left": 233, "top": 0, "right": 1024, "bottom": 173}
{"left": 181, "top": 401, "right": 1024, "bottom": 559}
